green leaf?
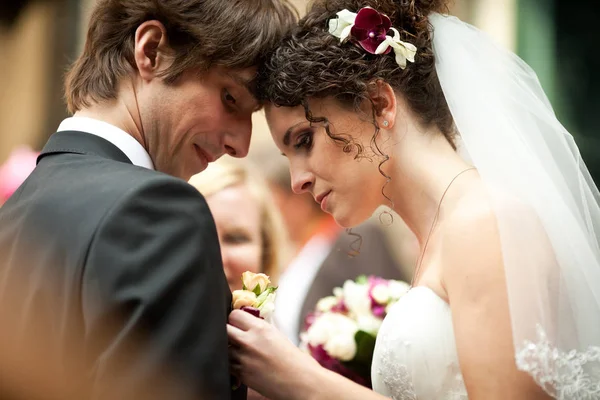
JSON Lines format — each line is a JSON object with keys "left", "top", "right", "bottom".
{"left": 252, "top": 284, "right": 262, "bottom": 296}
{"left": 355, "top": 275, "right": 368, "bottom": 285}
{"left": 341, "top": 330, "right": 377, "bottom": 381}
{"left": 353, "top": 330, "right": 376, "bottom": 366}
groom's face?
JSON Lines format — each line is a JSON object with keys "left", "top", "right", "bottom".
{"left": 141, "top": 67, "right": 259, "bottom": 180}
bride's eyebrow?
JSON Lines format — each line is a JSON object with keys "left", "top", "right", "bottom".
{"left": 282, "top": 122, "right": 308, "bottom": 147}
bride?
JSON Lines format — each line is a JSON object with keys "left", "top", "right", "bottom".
{"left": 227, "top": 0, "right": 600, "bottom": 399}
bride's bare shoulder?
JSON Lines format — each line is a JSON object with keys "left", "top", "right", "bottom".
{"left": 450, "top": 184, "right": 534, "bottom": 225}
{"left": 439, "top": 185, "right": 536, "bottom": 292}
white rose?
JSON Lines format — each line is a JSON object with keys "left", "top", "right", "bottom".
{"left": 232, "top": 290, "right": 257, "bottom": 310}
{"left": 342, "top": 280, "right": 371, "bottom": 317}
{"left": 316, "top": 296, "right": 339, "bottom": 313}
{"left": 357, "top": 315, "right": 383, "bottom": 336}
{"left": 371, "top": 284, "right": 391, "bottom": 304}
{"left": 333, "top": 287, "right": 344, "bottom": 299}
{"left": 306, "top": 315, "right": 335, "bottom": 347}
{"left": 307, "top": 313, "right": 357, "bottom": 348}
{"left": 242, "top": 271, "right": 271, "bottom": 293}
{"left": 388, "top": 280, "right": 410, "bottom": 300}
{"left": 324, "top": 333, "right": 357, "bottom": 361}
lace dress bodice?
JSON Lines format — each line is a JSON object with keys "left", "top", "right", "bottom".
{"left": 371, "top": 286, "right": 468, "bottom": 400}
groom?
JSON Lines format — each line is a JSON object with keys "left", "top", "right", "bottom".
{"left": 0, "top": 0, "right": 295, "bottom": 399}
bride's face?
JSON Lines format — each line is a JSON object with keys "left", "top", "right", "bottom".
{"left": 265, "top": 98, "right": 388, "bottom": 228}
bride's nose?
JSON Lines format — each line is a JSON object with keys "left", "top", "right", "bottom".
{"left": 291, "top": 169, "right": 314, "bottom": 194}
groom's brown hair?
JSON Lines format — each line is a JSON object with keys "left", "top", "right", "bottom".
{"left": 64, "top": 0, "right": 297, "bottom": 114}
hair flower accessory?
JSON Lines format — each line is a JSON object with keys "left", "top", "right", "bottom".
{"left": 328, "top": 7, "right": 417, "bottom": 69}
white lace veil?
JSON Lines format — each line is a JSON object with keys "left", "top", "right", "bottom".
{"left": 428, "top": 13, "right": 600, "bottom": 398}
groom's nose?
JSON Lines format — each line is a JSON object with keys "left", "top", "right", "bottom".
{"left": 223, "top": 119, "right": 252, "bottom": 158}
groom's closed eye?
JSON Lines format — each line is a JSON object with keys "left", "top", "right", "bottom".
{"left": 225, "top": 73, "right": 260, "bottom": 113}
{"left": 223, "top": 89, "right": 237, "bottom": 106}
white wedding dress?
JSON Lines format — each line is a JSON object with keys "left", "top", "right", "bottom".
{"left": 371, "top": 286, "right": 468, "bottom": 400}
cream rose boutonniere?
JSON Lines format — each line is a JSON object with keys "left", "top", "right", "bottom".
{"left": 232, "top": 272, "right": 277, "bottom": 320}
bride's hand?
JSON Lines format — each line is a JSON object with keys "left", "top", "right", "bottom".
{"left": 227, "top": 309, "right": 320, "bottom": 400}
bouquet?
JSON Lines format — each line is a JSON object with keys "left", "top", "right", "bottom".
{"left": 231, "top": 271, "right": 277, "bottom": 320}
{"left": 299, "top": 275, "right": 410, "bottom": 388}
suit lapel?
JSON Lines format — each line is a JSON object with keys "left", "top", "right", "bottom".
{"left": 38, "top": 130, "right": 133, "bottom": 165}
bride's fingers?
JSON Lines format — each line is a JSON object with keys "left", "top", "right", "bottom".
{"left": 230, "top": 360, "right": 243, "bottom": 377}
{"left": 228, "top": 345, "right": 245, "bottom": 378}
{"left": 228, "top": 309, "right": 264, "bottom": 331}
{"left": 228, "top": 344, "right": 242, "bottom": 363}
{"left": 227, "top": 323, "right": 247, "bottom": 346}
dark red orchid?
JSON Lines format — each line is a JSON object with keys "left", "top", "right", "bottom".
{"left": 350, "top": 7, "right": 392, "bottom": 54}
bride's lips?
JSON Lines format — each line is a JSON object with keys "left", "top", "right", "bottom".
{"left": 316, "top": 190, "right": 332, "bottom": 212}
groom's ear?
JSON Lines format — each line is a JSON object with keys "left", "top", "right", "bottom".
{"left": 367, "top": 79, "right": 397, "bottom": 129}
{"left": 134, "top": 20, "right": 172, "bottom": 82}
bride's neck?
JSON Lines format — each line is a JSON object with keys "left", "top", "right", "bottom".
{"left": 385, "top": 133, "right": 472, "bottom": 244}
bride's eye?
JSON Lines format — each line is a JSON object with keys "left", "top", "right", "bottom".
{"left": 294, "top": 131, "right": 313, "bottom": 151}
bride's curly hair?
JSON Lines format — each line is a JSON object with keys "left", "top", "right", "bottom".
{"left": 258, "top": 0, "right": 456, "bottom": 156}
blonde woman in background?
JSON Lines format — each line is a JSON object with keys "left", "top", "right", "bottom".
{"left": 189, "top": 159, "right": 289, "bottom": 292}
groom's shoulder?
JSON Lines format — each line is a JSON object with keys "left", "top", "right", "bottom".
{"left": 29, "top": 158, "right": 209, "bottom": 227}
{"left": 87, "top": 164, "right": 208, "bottom": 213}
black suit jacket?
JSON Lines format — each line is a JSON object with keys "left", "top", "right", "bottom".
{"left": 0, "top": 131, "right": 240, "bottom": 399}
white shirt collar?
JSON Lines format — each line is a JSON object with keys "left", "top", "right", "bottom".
{"left": 57, "top": 117, "right": 154, "bottom": 170}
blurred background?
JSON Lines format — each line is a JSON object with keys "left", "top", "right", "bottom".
{"left": 1, "top": 0, "right": 598, "bottom": 289}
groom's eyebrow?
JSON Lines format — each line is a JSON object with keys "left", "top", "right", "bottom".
{"left": 227, "top": 72, "right": 258, "bottom": 98}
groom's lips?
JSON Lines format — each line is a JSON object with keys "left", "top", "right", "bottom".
{"left": 194, "top": 144, "right": 215, "bottom": 163}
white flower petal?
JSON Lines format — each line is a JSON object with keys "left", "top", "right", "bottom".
{"left": 375, "top": 38, "right": 392, "bottom": 55}
{"left": 357, "top": 315, "right": 383, "bottom": 335}
{"left": 337, "top": 9, "right": 357, "bottom": 25}
{"left": 328, "top": 19, "right": 341, "bottom": 36}
{"left": 316, "top": 296, "right": 339, "bottom": 313}
{"left": 390, "top": 27, "right": 401, "bottom": 41}
{"left": 329, "top": 20, "right": 348, "bottom": 38}
{"left": 387, "top": 38, "right": 417, "bottom": 68}
{"left": 324, "top": 333, "right": 357, "bottom": 361}
{"left": 328, "top": 10, "right": 356, "bottom": 39}
{"left": 333, "top": 287, "right": 343, "bottom": 299}
{"left": 394, "top": 49, "right": 408, "bottom": 69}
{"left": 371, "top": 284, "right": 391, "bottom": 304}
{"left": 339, "top": 24, "right": 353, "bottom": 42}
{"left": 342, "top": 281, "right": 371, "bottom": 317}
{"left": 388, "top": 281, "right": 410, "bottom": 299}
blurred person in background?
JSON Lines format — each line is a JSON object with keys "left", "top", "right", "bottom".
{"left": 252, "top": 150, "right": 408, "bottom": 345}
{"left": 0, "top": 146, "right": 38, "bottom": 207}
{"left": 189, "top": 158, "right": 289, "bottom": 292}
{"left": 189, "top": 158, "right": 289, "bottom": 400}
{"left": 0, "top": 1, "right": 296, "bottom": 399}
